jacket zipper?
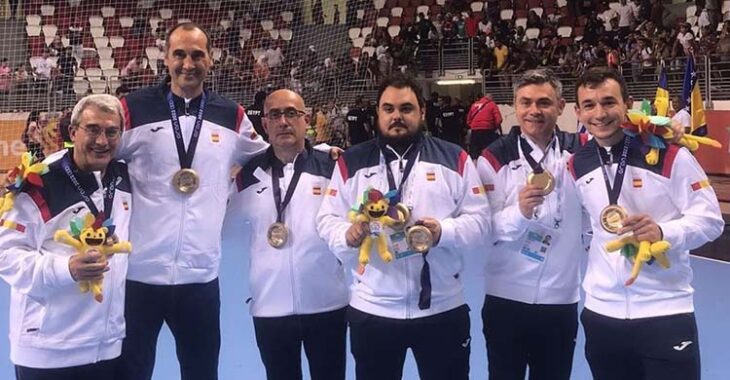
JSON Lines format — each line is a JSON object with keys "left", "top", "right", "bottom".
{"left": 173, "top": 197, "right": 187, "bottom": 283}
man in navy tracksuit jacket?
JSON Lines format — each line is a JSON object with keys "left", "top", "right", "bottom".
{"left": 572, "top": 68, "right": 723, "bottom": 380}
{"left": 317, "top": 74, "right": 491, "bottom": 380}
{"left": 0, "top": 94, "right": 132, "bottom": 380}
{"left": 227, "top": 90, "right": 349, "bottom": 380}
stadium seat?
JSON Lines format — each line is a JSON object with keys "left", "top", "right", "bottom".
{"left": 417, "top": 5, "right": 430, "bottom": 15}
{"left": 515, "top": 9, "right": 528, "bottom": 18}
{"left": 269, "top": 29, "right": 279, "bottom": 40}
{"left": 362, "top": 26, "right": 373, "bottom": 38}
{"left": 149, "top": 17, "right": 162, "bottom": 33}
{"left": 390, "top": 16, "right": 402, "bottom": 25}
{"left": 525, "top": 27, "right": 540, "bottom": 39}
{"left": 159, "top": 8, "right": 173, "bottom": 20}
{"left": 515, "top": 18, "right": 527, "bottom": 29}
{"left": 89, "top": 16, "right": 104, "bottom": 27}
{"left": 530, "top": 7, "right": 544, "bottom": 17}
{"left": 97, "top": 46, "right": 113, "bottom": 58}
{"left": 387, "top": 25, "right": 401, "bottom": 37}
{"left": 211, "top": 47, "right": 222, "bottom": 61}
{"left": 350, "top": 47, "right": 362, "bottom": 61}
{"left": 43, "top": 35, "right": 54, "bottom": 46}
{"left": 89, "top": 79, "right": 108, "bottom": 94}
{"left": 145, "top": 46, "right": 162, "bottom": 61}
{"left": 686, "top": 5, "right": 697, "bottom": 19}
{"left": 362, "top": 46, "right": 375, "bottom": 57}
{"left": 42, "top": 24, "right": 58, "bottom": 37}
{"left": 74, "top": 79, "right": 90, "bottom": 96}
{"left": 119, "top": 17, "right": 134, "bottom": 28}
{"left": 377, "top": 17, "right": 389, "bottom": 27}
{"left": 500, "top": 9, "right": 513, "bottom": 20}
{"left": 261, "top": 20, "right": 274, "bottom": 31}
{"left": 90, "top": 26, "right": 105, "bottom": 38}
{"left": 26, "top": 25, "right": 42, "bottom": 37}
{"left": 220, "top": 19, "right": 232, "bottom": 29}
{"left": 436, "top": 0, "right": 446, "bottom": 5}
{"left": 608, "top": 2, "right": 620, "bottom": 11}
{"left": 26, "top": 14, "right": 42, "bottom": 26}
{"left": 94, "top": 37, "right": 109, "bottom": 48}
{"left": 470, "top": 2, "right": 484, "bottom": 12}
{"left": 62, "top": 37, "right": 69, "bottom": 47}
{"left": 100, "top": 58, "right": 115, "bottom": 70}
{"left": 109, "top": 36, "right": 125, "bottom": 48}
{"left": 85, "top": 67, "right": 103, "bottom": 80}
{"left": 557, "top": 0, "right": 567, "bottom": 7}
{"left": 76, "top": 68, "right": 86, "bottom": 78}
{"left": 374, "top": 0, "right": 386, "bottom": 11}
{"left": 528, "top": 0, "right": 541, "bottom": 8}
{"left": 573, "top": 26, "right": 584, "bottom": 36}
{"left": 687, "top": 15, "right": 697, "bottom": 26}
{"left": 356, "top": 9, "right": 365, "bottom": 19}
{"left": 392, "top": 7, "right": 403, "bottom": 17}
{"left": 542, "top": 0, "right": 556, "bottom": 7}
{"left": 348, "top": 28, "right": 361, "bottom": 40}
{"left": 557, "top": 26, "right": 572, "bottom": 37}
{"left": 178, "top": 18, "right": 192, "bottom": 24}
{"left": 280, "top": 29, "right": 293, "bottom": 41}
{"left": 281, "top": 11, "right": 294, "bottom": 23}
{"left": 723, "top": 1, "right": 730, "bottom": 14}
{"left": 40, "top": 4, "right": 55, "bottom": 17}
{"left": 101, "top": 6, "right": 116, "bottom": 18}
{"left": 353, "top": 37, "right": 365, "bottom": 48}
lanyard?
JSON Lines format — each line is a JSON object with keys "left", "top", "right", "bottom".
{"left": 167, "top": 91, "right": 206, "bottom": 170}
{"left": 61, "top": 153, "right": 116, "bottom": 221}
{"left": 382, "top": 140, "right": 421, "bottom": 204}
{"left": 270, "top": 149, "right": 308, "bottom": 223}
{"left": 596, "top": 135, "right": 632, "bottom": 206}
{"left": 519, "top": 136, "right": 555, "bottom": 174}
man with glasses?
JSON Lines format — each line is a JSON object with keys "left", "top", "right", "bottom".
{"left": 115, "top": 22, "right": 268, "bottom": 380}
{"left": 0, "top": 94, "right": 133, "bottom": 380}
{"left": 226, "top": 89, "right": 349, "bottom": 380}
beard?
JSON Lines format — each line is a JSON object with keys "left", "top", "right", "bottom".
{"left": 378, "top": 120, "right": 426, "bottom": 153}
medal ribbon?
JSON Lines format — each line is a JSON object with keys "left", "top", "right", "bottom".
{"left": 382, "top": 140, "right": 421, "bottom": 204}
{"left": 270, "top": 148, "right": 308, "bottom": 223}
{"left": 167, "top": 91, "right": 207, "bottom": 170}
{"left": 61, "top": 153, "right": 116, "bottom": 222}
{"left": 596, "top": 135, "right": 632, "bottom": 206}
{"left": 519, "top": 136, "right": 555, "bottom": 174}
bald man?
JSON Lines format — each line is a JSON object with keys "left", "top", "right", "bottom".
{"left": 226, "top": 90, "right": 349, "bottom": 380}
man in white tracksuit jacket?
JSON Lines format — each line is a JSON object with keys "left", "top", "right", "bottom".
{"left": 572, "top": 67, "right": 723, "bottom": 380}
{"left": 475, "top": 69, "right": 589, "bottom": 380}
{"left": 0, "top": 95, "right": 132, "bottom": 380}
{"left": 226, "top": 90, "right": 349, "bottom": 380}
{"left": 317, "top": 73, "right": 491, "bottom": 380}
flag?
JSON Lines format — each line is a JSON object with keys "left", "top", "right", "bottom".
{"left": 681, "top": 56, "right": 707, "bottom": 136}
{"left": 654, "top": 63, "right": 669, "bottom": 117}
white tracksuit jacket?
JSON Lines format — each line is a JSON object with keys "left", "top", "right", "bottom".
{"left": 0, "top": 152, "right": 132, "bottom": 368}
{"left": 569, "top": 137, "right": 723, "bottom": 319}
{"left": 317, "top": 134, "right": 491, "bottom": 319}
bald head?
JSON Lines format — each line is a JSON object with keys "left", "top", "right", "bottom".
{"left": 264, "top": 89, "right": 305, "bottom": 112}
{"left": 262, "top": 89, "right": 309, "bottom": 159}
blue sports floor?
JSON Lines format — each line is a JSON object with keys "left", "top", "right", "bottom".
{"left": 0, "top": 223, "right": 728, "bottom": 379}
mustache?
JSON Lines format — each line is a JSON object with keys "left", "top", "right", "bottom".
{"left": 388, "top": 121, "right": 407, "bottom": 129}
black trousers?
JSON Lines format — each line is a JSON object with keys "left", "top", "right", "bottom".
{"left": 581, "top": 308, "right": 701, "bottom": 380}
{"left": 253, "top": 307, "right": 347, "bottom": 380}
{"left": 15, "top": 358, "right": 118, "bottom": 380}
{"left": 348, "top": 304, "right": 471, "bottom": 380}
{"left": 482, "top": 295, "right": 578, "bottom": 380}
{"left": 116, "top": 279, "right": 221, "bottom": 380}
{"left": 469, "top": 129, "right": 501, "bottom": 159}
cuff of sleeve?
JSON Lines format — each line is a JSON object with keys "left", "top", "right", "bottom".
{"left": 509, "top": 204, "right": 532, "bottom": 230}
{"left": 332, "top": 224, "right": 358, "bottom": 262}
{"left": 438, "top": 218, "right": 456, "bottom": 248}
{"left": 50, "top": 254, "right": 76, "bottom": 288}
{"left": 658, "top": 220, "right": 684, "bottom": 252}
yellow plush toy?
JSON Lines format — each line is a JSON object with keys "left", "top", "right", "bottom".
{"left": 54, "top": 213, "right": 131, "bottom": 303}
{"left": 348, "top": 188, "right": 407, "bottom": 271}
{"left": 605, "top": 235, "right": 671, "bottom": 286}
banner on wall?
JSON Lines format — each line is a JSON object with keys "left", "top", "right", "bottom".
{"left": 0, "top": 112, "right": 64, "bottom": 171}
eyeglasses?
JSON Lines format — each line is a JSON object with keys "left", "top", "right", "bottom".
{"left": 264, "top": 108, "right": 306, "bottom": 121}
{"left": 79, "top": 125, "right": 122, "bottom": 139}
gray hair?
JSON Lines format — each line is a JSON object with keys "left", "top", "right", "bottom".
{"left": 512, "top": 69, "right": 563, "bottom": 101}
{"left": 70, "top": 94, "right": 125, "bottom": 129}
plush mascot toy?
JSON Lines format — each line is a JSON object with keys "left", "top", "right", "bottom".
{"left": 348, "top": 188, "right": 407, "bottom": 270}
{"left": 605, "top": 235, "right": 671, "bottom": 286}
{"left": 54, "top": 213, "right": 131, "bottom": 302}
{"left": 0, "top": 152, "right": 48, "bottom": 216}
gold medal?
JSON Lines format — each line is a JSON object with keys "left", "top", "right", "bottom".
{"left": 172, "top": 169, "right": 200, "bottom": 194}
{"left": 406, "top": 225, "right": 433, "bottom": 253}
{"left": 527, "top": 170, "right": 555, "bottom": 195}
{"left": 600, "top": 205, "right": 628, "bottom": 234}
{"left": 267, "top": 222, "right": 289, "bottom": 248}
{"left": 390, "top": 203, "right": 411, "bottom": 231}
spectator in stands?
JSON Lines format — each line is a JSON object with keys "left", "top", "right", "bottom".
{"left": 121, "top": 56, "right": 145, "bottom": 90}
{"left": 442, "top": 13, "right": 456, "bottom": 41}
{"left": 34, "top": 51, "right": 55, "bottom": 81}
{"left": 417, "top": 13, "right": 435, "bottom": 43}
{"left": 68, "top": 22, "right": 84, "bottom": 64}
{"left": 115, "top": 22, "right": 268, "bottom": 380}
{"left": 455, "top": 14, "right": 467, "bottom": 40}
{"left": 527, "top": 10, "right": 544, "bottom": 30}
{"left": 22, "top": 111, "right": 44, "bottom": 160}
{"left": 466, "top": 11, "right": 479, "bottom": 39}
{"left": 617, "top": 0, "right": 636, "bottom": 37}
{"left": 650, "top": 0, "right": 665, "bottom": 27}
{"left": 13, "top": 63, "right": 30, "bottom": 95}
{"left": 673, "top": 23, "right": 695, "bottom": 59}
{"left": 247, "top": 90, "right": 268, "bottom": 140}
{"left": 132, "top": 10, "right": 148, "bottom": 38}
{"left": 55, "top": 47, "right": 76, "bottom": 95}
{"left": 254, "top": 55, "right": 271, "bottom": 85}
{"left": 115, "top": 84, "right": 130, "bottom": 98}
{"left": 0, "top": 58, "right": 10, "bottom": 96}
{"left": 438, "top": 95, "right": 466, "bottom": 147}
{"left": 671, "top": 95, "right": 691, "bottom": 131}
{"left": 493, "top": 40, "right": 509, "bottom": 74}
{"left": 312, "top": 104, "right": 330, "bottom": 144}
{"left": 378, "top": 48, "right": 393, "bottom": 79}
{"left": 48, "top": 36, "right": 64, "bottom": 57}
{"left": 263, "top": 43, "right": 285, "bottom": 70}
{"left": 467, "top": 93, "right": 502, "bottom": 159}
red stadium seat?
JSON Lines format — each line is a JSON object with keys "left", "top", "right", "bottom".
{"left": 514, "top": 0, "right": 527, "bottom": 10}
{"left": 542, "top": 0, "right": 556, "bottom": 7}
{"left": 28, "top": 36, "right": 45, "bottom": 57}
{"left": 515, "top": 9, "right": 528, "bottom": 18}
{"left": 528, "top": 0, "right": 542, "bottom": 8}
